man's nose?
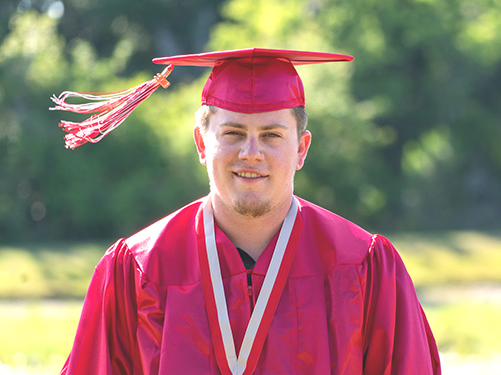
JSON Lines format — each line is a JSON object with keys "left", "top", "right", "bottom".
{"left": 239, "top": 136, "right": 264, "bottom": 161}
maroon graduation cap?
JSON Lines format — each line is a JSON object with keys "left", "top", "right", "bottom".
{"left": 50, "top": 48, "right": 353, "bottom": 149}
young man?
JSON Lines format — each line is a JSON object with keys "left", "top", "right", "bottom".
{"left": 55, "top": 49, "right": 441, "bottom": 374}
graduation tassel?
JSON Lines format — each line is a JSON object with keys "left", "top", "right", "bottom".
{"left": 50, "top": 65, "right": 174, "bottom": 149}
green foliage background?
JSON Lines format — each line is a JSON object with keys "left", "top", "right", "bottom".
{"left": 1, "top": 0, "right": 500, "bottom": 242}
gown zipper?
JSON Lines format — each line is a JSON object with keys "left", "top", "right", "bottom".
{"left": 246, "top": 270, "right": 255, "bottom": 313}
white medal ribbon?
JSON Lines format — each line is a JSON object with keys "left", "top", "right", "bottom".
{"left": 202, "top": 197, "right": 298, "bottom": 375}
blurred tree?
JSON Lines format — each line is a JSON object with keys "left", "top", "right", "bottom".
{"left": 0, "top": 10, "right": 209, "bottom": 241}
{"left": 1, "top": 0, "right": 224, "bottom": 73}
{"left": 57, "top": 0, "right": 225, "bottom": 76}
{"left": 207, "top": 0, "right": 501, "bottom": 231}
{"left": 1, "top": 0, "right": 501, "bottom": 242}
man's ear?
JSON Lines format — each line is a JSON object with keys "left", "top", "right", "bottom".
{"left": 193, "top": 125, "right": 207, "bottom": 165}
{"left": 296, "top": 130, "right": 312, "bottom": 170}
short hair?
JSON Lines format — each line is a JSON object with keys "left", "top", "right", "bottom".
{"left": 195, "top": 105, "right": 218, "bottom": 133}
{"left": 291, "top": 106, "right": 308, "bottom": 136}
{"left": 195, "top": 105, "right": 308, "bottom": 139}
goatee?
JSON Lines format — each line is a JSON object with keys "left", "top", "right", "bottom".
{"left": 234, "top": 199, "right": 271, "bottom": 218}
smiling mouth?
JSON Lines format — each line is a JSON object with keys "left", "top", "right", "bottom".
{"left": 235, "top": 172, "right": 264, "bottom": 179}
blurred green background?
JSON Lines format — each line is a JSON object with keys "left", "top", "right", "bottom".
{"left": 1, "top": 0, "right": 501, "bottom": 373}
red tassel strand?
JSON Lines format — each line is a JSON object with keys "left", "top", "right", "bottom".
{"left": 50, "top": 65, "right": 174, "bottom": 149}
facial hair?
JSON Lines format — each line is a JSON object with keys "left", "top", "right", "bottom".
{"left": 233, "top": 196, "right": 271, "bottom": 218}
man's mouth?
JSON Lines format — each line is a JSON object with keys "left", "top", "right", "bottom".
{"left": 235, "top": 172, "right": 264, "bottom": 179}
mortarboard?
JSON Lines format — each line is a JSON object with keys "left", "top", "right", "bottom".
{"left": 50, "top": 48, "right": 353, "bottom": 149}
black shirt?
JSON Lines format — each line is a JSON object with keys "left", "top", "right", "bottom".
{"left": 237, "top": 247, "right": 256, "bottom": 270}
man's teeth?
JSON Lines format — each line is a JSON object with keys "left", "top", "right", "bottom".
{"left": 237, "top": 172, "right": 261, "bottom": 178}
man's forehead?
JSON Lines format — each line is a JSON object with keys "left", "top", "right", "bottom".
{"left": 217, "top": 122, "right": 291, "bottom": 131}
{"left": 209, "top": 108, "right": 296, "bottom": 128}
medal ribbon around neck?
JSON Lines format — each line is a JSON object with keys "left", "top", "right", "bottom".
{"left": 196, "top": 197, "right": 303, "bottom": 375}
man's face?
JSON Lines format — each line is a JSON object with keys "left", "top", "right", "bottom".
{"left": 194, "top": 108, "right": 311, "bottom": 218}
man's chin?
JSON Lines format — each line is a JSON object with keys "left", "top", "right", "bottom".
{"left": 233, "top": 198, "right": 271, "bottom": 218}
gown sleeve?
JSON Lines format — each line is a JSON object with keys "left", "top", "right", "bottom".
{"left": 60, "top": 239, "right": 141, "bottom": 375}
{"left": 361, "top": 235, "right": 441, "bottom": 375}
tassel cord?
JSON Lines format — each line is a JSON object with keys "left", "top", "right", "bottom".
{"left": 50, "top": 82, "right": 151, "bottom": 114}
{"left": 50, "top": 65, "right": 174, "bottom": 115}
{"left": 57, "top": 85, "right": 150, "bottom": 132}
{"left": 50, "top": 65, "right": 174, "bottom": 149}
{"left": 60, "top": 82, "right": 157, "bottom": 145}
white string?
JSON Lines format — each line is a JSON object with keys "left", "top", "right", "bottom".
{"left": 202, "top": 197, "right": 298, "bottom": 374}
{"left": 203, "top": 200, "right": 239, "bottom": 372}
{"left": 236, "top": 198, "right": 298, "bottom": 373}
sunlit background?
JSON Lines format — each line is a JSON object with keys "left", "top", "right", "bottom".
{"left": 1, "top": 0, "right": 501, "bottom": 373}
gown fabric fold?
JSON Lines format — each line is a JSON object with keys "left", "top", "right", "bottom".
{"left": 61, "top": 197, "right": 441, "bottom": 374}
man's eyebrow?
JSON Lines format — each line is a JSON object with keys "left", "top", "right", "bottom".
{"left": 219, "top": 122, "right": 246, "bottom": 129}
{"left": 219, "top": 122, "right": 289, "bottom": 131}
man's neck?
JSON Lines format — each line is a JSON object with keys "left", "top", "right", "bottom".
{"left": 210, "top": 195, "right": 293, "bottom": 261}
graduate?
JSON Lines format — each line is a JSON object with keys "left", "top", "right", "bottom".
{"left": 51, "top": 48, "right": 441, "bottom": 374}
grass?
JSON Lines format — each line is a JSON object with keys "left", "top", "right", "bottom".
{"left": 384, "top": 230, "right": 501, "bottom": 287}
{"left": 0, "top": 300, "right": 82, "bottom": 374}
{"left": 0, "top": 242, "right": 106, "bottom": 299}
{"left": 425, "top": 302, "right": 501, "bottom": 356}
{"left": 0, "top": 231, "right": 500, "bottom": 373}
{"left": 1, "top": 300, "right": 500, "bottom": 374}
{"left": 1, "top": 231, "right": 500, "bottom": 299}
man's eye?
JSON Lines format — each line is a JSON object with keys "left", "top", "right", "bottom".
{"left": 264, "top": 133, "right": 281, "bottom": 138}
{"left": 224, "top": 131, "right": 242, "bottom": 136}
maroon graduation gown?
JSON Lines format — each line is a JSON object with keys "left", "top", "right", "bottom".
{"left": 61, "top": 197, "right": 441, "bottom": 374}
